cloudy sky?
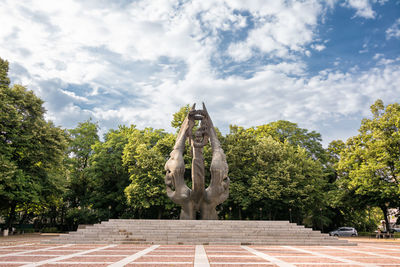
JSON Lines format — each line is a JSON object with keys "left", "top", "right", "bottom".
{"left": 1, "top": 0, "right": 399, "bottom": 145}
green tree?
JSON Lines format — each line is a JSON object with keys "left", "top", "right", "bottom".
{"left": 254, "top": 120, "right": 326, "bottom": 161}
{"left": 338, "top": 100, "right": 400, "bottom": 231}
{"left": 65, "top": 120, "right": 99, "bottom": 212}
{"left": 222, "top": 125, "right": 258, "bottom": 219}
{"left": 0, "top": 58, "right": 68, "bottom": 230}
{"left": 249, "top": 136, "right": 326, "bottom": 226}
{"left": 324, "top": 139, "right": 354, "bottom": 230}
{"left": 88, "top": 126, "right": 134, "bottom": 220}
{"left": 326, "top": 140, "right": 346, "bottom": 178}
{"left": 123, "top": 128, "right": 176, "bottom": 218}
{"left": 0, "top": 58, "right": 10, "bottom": 89}
{"left": 171, "top": 104, "right": 191, "bottom": 130}
{"left": 222, "top": 124, "right": 327, "bottom": 226}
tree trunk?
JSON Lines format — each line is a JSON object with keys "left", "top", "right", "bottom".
{"left": 139, "top": 208, "right": 143, "bottom": 219}
{"left": 61, "top": 206, "right": 65, "bottom": 226}
{"left": 381, "top": 206, "right": 391, "bottom": 232}
{"left": 158, "top": 208, "right": 162, "bottom": 219}
{"left": 6, "top": 202, "right": 16, "bottom": 232}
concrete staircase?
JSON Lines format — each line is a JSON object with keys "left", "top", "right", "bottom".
{"left": 45, "top": 219, "right": 355, "bottom": 246}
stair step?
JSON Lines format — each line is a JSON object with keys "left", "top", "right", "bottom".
{"left": 44, "top": 219, "right": 354, "bottom": 246}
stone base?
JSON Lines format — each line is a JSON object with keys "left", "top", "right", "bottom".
{"left": 44, "top": 219, "right": 355, "bottom": 246}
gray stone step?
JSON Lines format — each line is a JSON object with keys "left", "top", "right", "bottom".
{"left": 44, "top": 219, "right": 355, "bottom": 246}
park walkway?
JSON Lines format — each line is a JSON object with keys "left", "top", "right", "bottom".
{"left": 1, "top": 236, "right": 400, "bottom": 266}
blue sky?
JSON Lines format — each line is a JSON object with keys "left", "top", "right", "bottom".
{"left": 0, "top": 0, "right": 399, "bottom": 145}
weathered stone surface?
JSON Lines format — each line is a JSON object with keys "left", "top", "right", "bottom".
{"left": 44, "top": 219, "right": 355, "bottom": 246}
{"left": 165, "top": 103, "right": 229, "bottom": 220}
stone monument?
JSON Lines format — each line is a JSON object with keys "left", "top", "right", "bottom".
{"left": 165, "top": 103, "right": 229, "bottom": 220}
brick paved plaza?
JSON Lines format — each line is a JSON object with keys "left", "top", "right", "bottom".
{"left": 1, "top": 235, "right": 400, "bottom": 266}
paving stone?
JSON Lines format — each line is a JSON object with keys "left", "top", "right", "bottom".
{"left": 295, "top": 265, "right": 362, "bottom": 267}
{"left": 4, "top": 239, "right": 400, "bottom": 266}
{"left": 126, "top": 264, "right": 193, "bottom": 267}
{"left": 147, "top": 251, "right": 195, "bottom": 255}
{"left": 0, "top": 255, "right": 56, "bottom": 261}
{"left": 347, "top": 257, "right": 400, "bottom": 264}
{"left": 24, "top": 250, "right": 84, "bottom": 255}
{"left": 85, "top": 250, "right": 134, "bottom": 255}
{"left": 0, "top": 250, "right": 25, "bottom": 254}
{"left": 208, "top": 256, "right": 269, "bottom": 263}
{"left": 43, "top": 264, "right": 109, "bottom": 267}
{"left": 134, "top": 255, "right": 194, "bottom": 262}
{"left": 320, "top": 251, "right": 371, "bottom": 256}
{"left": 60, "top": 255, "right": 126, "bottom": 262}
{"left": 207, "top": 251, "right": 253, "bottom": 255}
{"left": 210, "top": 264, "right": 275, "bottom": 267}
{"left": 381, "top": 252, "right": 400, "bottom": 256}
{"left": 280, "top": 256, "right": 343, "bottom": 263}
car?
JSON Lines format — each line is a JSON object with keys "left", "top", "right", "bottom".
{"left": 329, "top": 227, "right": 358, "bottom": 237}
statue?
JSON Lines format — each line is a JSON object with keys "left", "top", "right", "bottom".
{"left": 165, "top": 103, "right": 229, "bottom": 220}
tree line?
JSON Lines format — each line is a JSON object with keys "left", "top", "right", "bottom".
{"left": 1, "top": 57, "right": 399, "bottom": 233}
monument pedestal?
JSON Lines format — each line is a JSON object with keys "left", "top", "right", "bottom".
{"left": 44, "top": 219, "right": 354, "bottom": 246}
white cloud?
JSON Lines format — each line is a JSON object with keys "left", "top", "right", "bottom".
{"left": 374, "top": 0, "right": 388, "bottom": 5}
{"left": 226, "top": 0, "right": 324, "bottom": 62}
{"left": 227, "top": 42, "right": 253, "bottom": 62}
{"left": 386, "top": 18, "right": 400, "bottom": 40}
{"left": 0, "top": 0, "right": 399, "bottom": 145}
{"left": 373, "top": 53, "right": 384, "bottom": 60}
{"left": 312, "top": 44, "right": 326, "bottom": 51}
{"left": 344, "top": 0, "right": 376, "bottom": 19}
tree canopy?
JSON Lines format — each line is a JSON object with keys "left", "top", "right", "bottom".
{"left": 337, "top": 100, "right": 400, "bottom": 231}
{"left": 1, "top": 56, "right": 398, "bottom": 233}
{"left": 0, "top": 58, "right": 68, "bottom": 229}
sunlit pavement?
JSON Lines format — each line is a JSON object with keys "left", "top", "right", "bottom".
{"left": 1, "top": 236, "right": 400, "bottom": 266}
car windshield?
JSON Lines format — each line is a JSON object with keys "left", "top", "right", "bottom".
{"left": 339, "top": 227, "right": 353, "bottom": 231}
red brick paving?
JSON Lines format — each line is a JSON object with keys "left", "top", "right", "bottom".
{"left": 209, "top": 256, "right": 268, "bottom": 263}
{"left": 318, "top": 251, "right": 368, "bottom": 256}
{"left": 134, "top": 256, "right": 194, "bottom": 262}
{"left": 295, "top": 265, "right": 362, "bottom": 267}
{"left": 3, "top": 239, "right": 400, "bottom": 266}
{"left": 126, "top": 264, "right": 193, "bottom": 267}
{"left": 147, "top": 251, "right": 194, "bottom": 255}
{"left": 1, "top": 255, "right": 56, "bottom": 261}
{"left": 0, "top": 251, "right": 24, "bottom": 254}
{"left": 42, "top": 264, "right": 109, "bottom": 267}
{"left": 62, "top": 256, "right": 126, "bottom": 262}
{"left": 211, "top": 265, "right": 275, "bottom": 267}
{"left": 206, "top": 251, "right": 252, "bottom": 255}
{"left": 384, "top": 254, "right": 400, "bottom": 257}
{"left": 24, "top": 250, "right": 82, "bottom": 255}
{"left": 350, "top": 257, "right": 400, "bottom": 264}
{"left": 86, "top": 251, "right": 134, "bottom": 255}
{"left": 281, "top": 256, "right": 342, "bottom": 263}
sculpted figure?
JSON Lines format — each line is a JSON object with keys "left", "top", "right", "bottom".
{"left": 165, "top": 103, "right": 229, "bottom": 220}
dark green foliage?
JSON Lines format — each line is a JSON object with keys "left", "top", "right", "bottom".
{"left": 337, "top": 100, "right": 400, "bottom": 231}
{"left": 0, "top": 57, "right": 68, "bottom": 230}
{"left": 0, "top": 58, "right": 10, "bottom": 89}
{"left": 123, "top": 128, "right": 177, "bottom": 219}
{"left": 254, "top": 120, "right": 326, "bottom": 162}
{"left": 222, "top": 126, "right": 257, "bottom": 218}
{"left": 171, "top": 104, "right": 191, "bottom": 129}
{"left": 88, "top": 126, "right": 134, "bottom": 219}
{"left": 65, "top": 119, "right": 99, "bottom": 209}
{"left": 1, "top": 57, "right": 398, "bottom": 232}
{"left": 221, "top": 125, "right": 327, "bottom": 227}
